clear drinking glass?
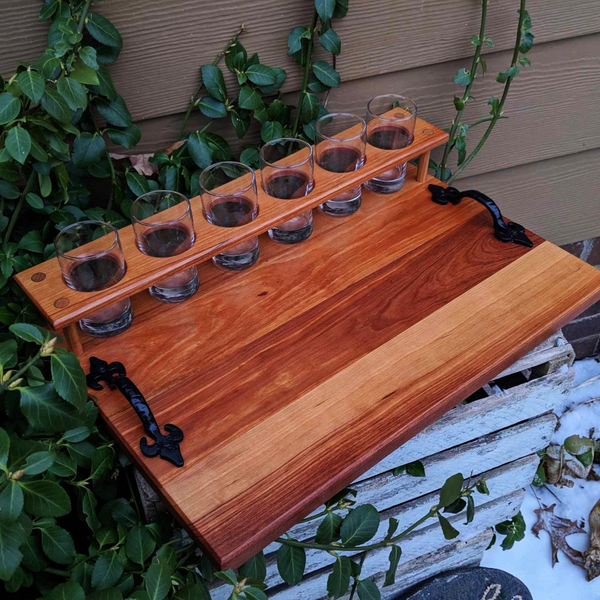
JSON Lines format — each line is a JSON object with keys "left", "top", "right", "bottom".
{"left": 315, "top": 112, "right": 366, "bottom": 216}
{"left": 260, "top": 138, "right": 314, "bottom": 244}
{"left": 199, "top": 162, "right": 260, "bottom": 271}
{"left": 131, "top": 190, "right": 199, "bottom": 303}
{"left": 55, "top": 221, "right": 133, "bottom": 337}
{"left": 364, "top": 94, "right": 417, "bottom": 194}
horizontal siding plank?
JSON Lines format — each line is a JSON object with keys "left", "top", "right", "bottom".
{"left": 2, "top": 1, "right": 600, "bottom": 122}
{"left": 458, "top": 147, "right": 600, "bottom": 245}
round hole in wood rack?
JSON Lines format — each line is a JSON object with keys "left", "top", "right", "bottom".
{"left": 31, "top": 272, "right": 46, "bottom": 282}
{"left": 54, "top": 298, "right": 69, "bottom": 308}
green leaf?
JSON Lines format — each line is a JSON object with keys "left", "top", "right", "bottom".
{"left": 0, "top": 93, "right": 20, "bottom": 125}
{"left": 145, "top": 553, "right": 175, "bottom": 600}
{"left": 276, "top": 543, "right": 305, "bottom": 586}
{"left": 20, "top": 534, "right": 46, "bottom": 572}
{"left": 246, "top": 64, "right": 276, "bottom": 86}
{"left": 9, "top": 323, "right": 45, "bottom": 344}
{"left": 496, "top": 66, "right": 520, "bottom": 84}
{"left": 107, "top": 124, "right": 141, "bottom": 149}
{"left": 384, "top": 545, "right": 401, "bottom": 587}
{"left": 21, "top": 480, "right": 70, "bottom": 517}
{"left": 259, "top": 67, "right": 286, "bottom": 94}
{"left": 312, "top": 60, "right": 340, "bottom": 87}
{"left": 288, "top": 26, "right": 311, "bottom": 55}
{"left": 187, "top": 132, "right": 212, "bottom": 169}
{"left": 96, "top": 96, "right": 132, "bottom": 127}
{"left": 319, "top": 27, "right": 341, "bottom": 54}
{"left": 48, "top": 452, "right": 77, "bottom": 477}
{"left": 87, "top": 589, "right": 123, "bottom": 600}
{"left": 384, "top": 517, "right": 399, "bottom": 541}
{"left": 17, "top": 229, "right": 41, "bottom": 253}
{"left": 86, "top": 13, "right": 123, "bottom": 48}
{"left": 300, "top": 92, "right": 320, "bottom": 123}
{"left": 92, "top": 550, "right": 123, "bottom": 590}
{"left": 239, "top": 551, "right": 266, "bottom": 582}
{"left": 23, "top": 450, "right": 55, "bottom": 475}
{"left": 62, "top": 425, "right": 92, "bottom": 443}
{"left": 90, "top": 66, "right": 118, "bottom": 101}
{"left": 41, "top": 88, "right": 72, "bottom": 122}
{"left": 72, "top": 132, "right": 106, "bottom": 168}
{"left": 453, "top": 96, "right": 465, "bottom": 111}
{"left": 453, "top": 68, "right": 471, "bottom": 87}
{"left": 40, "top": 525, "right": 75, "bottom": 564}
{"left": 70, "top": 57, "right": 100, "bottom": 85}
{"left": 406, "top": 460, "right": 426, "bottom": 478}
{"left": 333, "top": 0, "right": 348, "bottom": 18}
{"left": 51, "top": 352, "right": 87, "bottom": 408}
{"left": 0, "top": 429, "right": 8, "bottom": 472}
{"left": 315, "top": 0, "right": 336, "bottom": 22}
{"left": 126, "top": 172, "right": 150, "bottom": 197}
{"left": 126, "top": 525, "right": 156, "bottom": 565}
{"left": 340, "top": 505, "right": 380, "bottom": 545}
{"left": 201, "top": 65, "right": 227, "bottom": 102}
{"left": 244, "top": 588, "right": 268, "bottom": 600}
{"left": 6, "top": 126, "right": 31, "bottom": 165}
{"left": 39, "top": 0, "right": 58, "bottom": 20}
{"left": 204, "top": 132, "right": 231, "bottom": 160}
{"left": 327, "top": 555, "right": 351, "bottom": 598}
{"left": 215, "top": 568, "right": 237, "bottom": 585}
{"left": 439, "top": 473, "right": 464, "bottom": 507}
{"left": 80, "top": 46, "right": 99, "bottom": 69}
{"left": 51, "top": 580, "right": 85, "bottom": 600}
{"left": 198, "top": 97, "right": 227, "bottom": 119}
{"left": 239, "top": 147, "right": 259, "bottom": 169}
{"left": 519, "top": 31, "right": 534, "bottom": 54}
{"left": 0, "top": 481, "right": 23, "bottom": 524}
{"left": 443, "top": 498, "right": 466, "bottom": 514}
{"left": 231, "top": 111, "right": 251, "bottom": 139}
{"left": 465, "top": 495, "right": 475, "bottom": 524}
{"left": 29, "top": 137, "right": 49, "bottom": 162}
{"left": 238, "top": 85, "right": 262, "bottom": 111}
{"left": 438, "top": 513, "right": 460, "bottom": 540}
{"left": 260, "top": 120, "right": 283, "bottom": 143}
{"left": 0, "top": 341, "right": 17, "bottom": 371}
{"left": 33, "top": 53, "right": 61, "bottom": 79}
{"left": 224, "top": 40, "right": 247, "bottom": 71}
{"left": 173, "top": 584, "right": 209, "bottom": 600}
{"left": 16, "top": 71, "right": 45, "bottom": 103}
{"left": 90, "top": 446, "right": 114, "bottom": 481}
{"left": 0, "top": 521, "right": 25, "bottom": 580}
{"left": 357, "top": 579, "right": 381, "bottom": 600}
{"left": 20, "top": 383, "right": 83, "bottom": 433}
{"left": 315, "top": 511, "right": 342, "bottom": 544}
{"left": 0, "top": 180, "right": 19, "bottom": 200}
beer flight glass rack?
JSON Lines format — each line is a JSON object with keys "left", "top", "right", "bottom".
{"left": 15, "top": 112, "right": 447, "bottom": 355}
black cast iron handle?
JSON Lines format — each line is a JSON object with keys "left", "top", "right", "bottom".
{"left": 86, "top": 356, "right": 184, "bottom": 467}
{"left": 428, "top": 184, "right": 533, "bottom": 248}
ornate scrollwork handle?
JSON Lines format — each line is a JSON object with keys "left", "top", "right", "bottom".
{"left": 428, "top": 184, "right": 533, "bottom": 248}
{"left": 86, "top": 357, "right": 184, "bottom": 467}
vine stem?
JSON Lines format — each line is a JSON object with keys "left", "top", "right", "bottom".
{"left": 291, "top": 9, "right": 319, "bottom": 139}
{"left": 348, "top": 552, "right": 367, "bottom": 600}
{"left": 0, "top": 349, "right": 42, "bottom": 394}
{"left": 449, "top": 0, "right": 527, "bottom": 183}
{"left": 177, "top": 24, "right": 246, "bottom": 141}
{"left": 2, "top": 170, "right": 36, "bottom": 249}
{"left": 90, "top": 111, "right": 118, "bottom": 211}
{"left": 439, "top": 0, "right": 488, "bottom": 180}
{"left": 76, "top": 0, "right": 94, "bottom": 34}
{"left": 276, "top": 509, "right": 437, "bottom": 553}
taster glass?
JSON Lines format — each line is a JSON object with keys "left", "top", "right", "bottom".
{"left": 364, "top": 94, "right": 417, "bottom": 194}
{"left": 200, "top": 162, "right": 260, "bottom": 271}
{"left": 55, "top": 221, "right": 133, "bottom": 337}
{"left": 316, "top": 112, "right": 366, "bottom": 216}
{"left": 131, "top": 190, "right": 199, "bottom": 303}
{"left": 260, "top": 138, "right": 314, "bottom": 244}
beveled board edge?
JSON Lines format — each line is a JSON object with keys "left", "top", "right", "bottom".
{"left": 15, "top": 118, "right": 447, "bottom": 330}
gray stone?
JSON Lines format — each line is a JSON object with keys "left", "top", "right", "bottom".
{"left": 394, "top": 567, "right": 532, "bottom": 600}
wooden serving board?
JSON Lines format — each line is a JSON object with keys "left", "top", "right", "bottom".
{"left": 71, "top": 165, "right": 600, "bottom": 569}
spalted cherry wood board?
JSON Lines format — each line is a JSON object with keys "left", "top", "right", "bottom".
{"left": 79, "top": 168, "right": 600, "bottom": 569}
{"left": 14, "top": 115, "right": 445, "bottom": 331}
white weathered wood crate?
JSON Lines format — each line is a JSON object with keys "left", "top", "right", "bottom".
{"left": 136, "top": 331, "right": 574, "bottom": 598}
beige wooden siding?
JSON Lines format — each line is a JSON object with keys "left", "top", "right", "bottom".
{"left": 1, "top": 0, "right": 599, "bottom": 244}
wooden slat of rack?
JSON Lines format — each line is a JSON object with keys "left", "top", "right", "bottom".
{"left": 79, "top": 177, "right": 600, "bottom": 569}
{"left": 15, "top": 117, "right": 446, "bottom": 331}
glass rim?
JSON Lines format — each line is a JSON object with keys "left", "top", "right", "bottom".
{"left": 55, "top": 220, "right": 120, "bottom": 262}
{"left": 199, "top": 161, "right": 256, "bottom": 198}
{"left": 316, "top": 112, "right": 367, "bottom": 142}
{"left": 366, "top": 94, "right": 418, "bottom": 122}
{"left": 130, "top": 190, "right": 192, "bottom": 226}
{"left": 259, "top": 137, "right": 314, "bottom": 169}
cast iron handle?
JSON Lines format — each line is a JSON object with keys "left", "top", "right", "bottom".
{"left": 86, "top": 356, "right": 184, "bottom": 467}
{"left": 428, "top": 184, "right": 533, "bottom": 248}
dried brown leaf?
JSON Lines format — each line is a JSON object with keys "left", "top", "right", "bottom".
{"left": 532, "top": 503, "right": 585, "bottom": 568}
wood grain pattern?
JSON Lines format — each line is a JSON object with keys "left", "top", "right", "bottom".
{"left": 15, "top": 118, "right": 446, "bottom": 331}
{"left": 2, "top": 1, "right": 598, "bottom": 122}
{"left": 77, "top": 172, "right": 600, "bottom": 568}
